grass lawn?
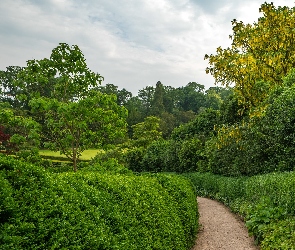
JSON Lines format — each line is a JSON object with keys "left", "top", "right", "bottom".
{"left": 39, "top": 149, "right": 103, "bottom": 161}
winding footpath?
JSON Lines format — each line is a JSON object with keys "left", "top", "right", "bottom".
{"left": 191, "top": 197, "right": 259, "bottom": 250}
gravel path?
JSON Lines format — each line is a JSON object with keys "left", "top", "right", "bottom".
{"left": 191, "top": 197, "right": 259, "bottom": 250}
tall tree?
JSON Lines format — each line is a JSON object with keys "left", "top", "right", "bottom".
{"left": 138, "top": 86, "right": 155, "bottom": 116}
{"left": 177, "top": 82, "right": 206, "bottom": 112}
{"left": 97, "top": 83, "right": 132, "bottom": 106}
{"left": 30, "top": 91, "right": 127, "bottom": 172}
{"left": 132, "top": 116, "right": 162, "bottom": 148}
{"left": 0, "top": 66, "right": 24, "bottom": 110}
{"left": 151, "top": 81, "right": 165, "bottom": 116}
{"left": 18, "top": 43, "right": 103, "bottom": 103}
{"left": 205, "top": 2, "right": 295, "bottom": 109}
{"left": 0, "top": 108, "right": 41, "bottom": 153}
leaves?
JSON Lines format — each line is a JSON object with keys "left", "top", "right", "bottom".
{"left": 18, "top": 43, "right": 104, "bottom": 103}
{"left": 30, "top": 91, "right": 127, "bottom": 171}
{"left": 205, "top": 3, "right": 295, "bottom": 110}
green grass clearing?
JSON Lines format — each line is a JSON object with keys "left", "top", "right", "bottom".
{"left": 39, "top": 149, "right": 103, "bottom": 161}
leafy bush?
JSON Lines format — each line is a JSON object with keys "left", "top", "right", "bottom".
{"left": 178, "top": 138, "right": 204, "bottom": 173}
{"left": 141, "top": 139, "right": 174, "bottom": 172}
{"left": 0, "top": 154, "right": 198, "bottom": 249}
{"left": 123, "top": 146, "right": 145, "bottom": 172}
{"left": 202, "top": 76, "right": 295, "bottom": 177}
{"left": 153, "top": 173, "right": 199, "bottom": 247}
{"left": 90, "top": 146, "right": 125, "bottom": 165}
{"left": 82, "top": 158, "right": 133, "bottom": 175}
{"left": 245, "top": 198, "right": 286, "bottom": 244}
{"left": 171, "top": 108, "right": 219, "bottom": 141}
{"left": 260, "top": 218, "right": 295, "bottom": 249}
{"left": 134, "top": 138, "right": 205, "bottom": 173}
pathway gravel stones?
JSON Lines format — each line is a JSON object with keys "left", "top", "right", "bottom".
{"left": 192, "top": 197, "right": 259, "bottom": 250}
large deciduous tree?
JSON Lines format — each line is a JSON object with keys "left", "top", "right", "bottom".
{"left": 0, "top": 66, "right": 24, "bottom": 110}
{"left": 20, "top": 43, "right": 127, "bottom": 171}
{"left": 18, "top": 43, "right": 104, "bottom": 103}
{"left": 30, "top": 91, "right": 127, "bottom": 172}
{"left": 177, "top": 82, "right": 206, "bottom": 113}
{"left": 131, "top": 116, "right": 162, "bottom": 148}
{"left": 96, "top": 83, "right": 132, "bottom": 106}
{"left": 205, "top": 2, "right": 295, "bottom": 109}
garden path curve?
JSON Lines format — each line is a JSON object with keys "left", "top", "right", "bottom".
{"left": 191, "top": 197, "right": 259, "bottom": 250}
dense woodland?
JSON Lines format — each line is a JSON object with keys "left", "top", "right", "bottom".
{"left": 1, "top": 2, "right": 295, "bottom": 249}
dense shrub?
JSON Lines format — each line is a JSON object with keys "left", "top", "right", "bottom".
{"left": 141, "top": 140, "right": 169, "bottom": 172}
{"left": 171, "top": 108, "right": 219, "bottom": 141}
{"left": 177, "top": 138, "right": 204, "bottom": 173}
{"left": 82, "top": 158, "right": 133, "bottom": 175}
{"left": 185, "top": 171, "right": 295, "bottom": 249}
{"left": 90, "top": 146, "right": 126, "bottom": 165}
{"left": 0, "top": 154, "right": 198, "bottom": 249}
{"left": 134, "top": 138, "right": 205, "bottom": 173}
{"left": 257, "top": 84, "right": 295, "bottom": 171}
{"left": 153, "top": 173, "right": 199, "bottom": 247}
{"left": 141, "top": 140, "right": 179, "bottom": 172}
{"left": 123, "top": 146, "right": 145, "bottom": 172}
{"left": 202, "top": 76, "right": 295, "bottom": 177}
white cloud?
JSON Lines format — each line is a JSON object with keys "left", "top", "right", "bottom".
{"left": 0, "top": 0, "right": 295, "bottom": 95}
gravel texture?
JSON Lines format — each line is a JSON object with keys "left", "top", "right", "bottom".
{"left": 192, "top": 197, "right": 259, "bottom": 250}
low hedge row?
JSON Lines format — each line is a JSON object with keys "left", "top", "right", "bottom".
{"left": 184, "top": 172, "right": 295, "bottom": 249}
{"left": 0, "top": 155, "right": 198, "bottom": 249}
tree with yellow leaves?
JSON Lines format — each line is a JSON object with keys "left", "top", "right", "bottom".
{"left": 205, "top": 2, "right": 295, "bottom": 110}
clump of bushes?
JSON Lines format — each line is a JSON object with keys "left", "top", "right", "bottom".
{"left": 0, "top": 154, "right": 198, "bottom": 249}
{"left": 124, "top": 138, "right": 205, "bottom": 173}
{"left": 185, "top": 171, "right": 295, "bottom": 249}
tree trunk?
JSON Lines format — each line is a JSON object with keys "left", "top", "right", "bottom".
{"left": 73, "top": 148, "right": 77, "bottom": 172}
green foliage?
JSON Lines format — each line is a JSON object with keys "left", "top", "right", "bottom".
{"left": 123, "top": 147, "right": 145, "bottom": 172}
{"left": 245, "top": 198, "right": 286, "bottom": 244}
{"left": 258, "top": 83, "right": 295, "bottom": 170}
{"left": 0, "top": 66, "right": 24, "bottom": 109}
{"left": 18, "top": 43, "right": 104, "bottom": 103}
{"left": 219, "top": 94, "right": 246, "bottom": 124}
{"left": 0, "top": 155, "right": 198, "bottom": 249}
{"left": 260, "top": 219, "right": 295, "bottom": 250}
{"left": 30, "top": 91, "right": 127, "bottom": 171}
{"left": 171, "top": 108, "right": 219, "bottom": 141}
{"left": 150, "top": 81, "right": 165, "bottom": 116}
{"left": 123, "top": 82, "right": 229, "bottom": 138}
{"left": 131, "top": 137, "right": 204, "bottom": 173}
{"left": 176, "top": 82, "right": 206, "bottom": 113}
{"left": 205, "top": 2, "right": 295, "bottom": 109}
{"left": 204, "top": 73, "right": 295, "bottom": 176}
{"left": 131, "top": 116, "right": 162, "bottom": 148}
{"left": 0, "top": 108, "right": 41, "bottom": 154}
{"left": 152, "top": 173, "right": 199, "bottom": 248}
{"left": 86, "top": 158, "right": 133, "bottom": 175}
{"left": 178, "top": 138, "right": 203, "bottom": 173}
{"left": 140, "top": 139, "right": 173, "bottom": 172}
{"left": 96, "top": 83, "right": 132, "bottom": 106}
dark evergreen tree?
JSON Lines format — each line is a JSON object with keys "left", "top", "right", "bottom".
{"left": 151, "top": 81, "right": 165, "bottom": 116}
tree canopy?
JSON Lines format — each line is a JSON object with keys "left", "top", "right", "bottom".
{"left": 17, "top": 43, "right": 104, "bottom": 104}
{"left": 205, "top": 2, "right": 295, "bottom": 109}
{"left": 30, "top": 91, "right": 127, "bottom": 171}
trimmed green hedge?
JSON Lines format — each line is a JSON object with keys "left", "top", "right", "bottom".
{"left": 185, "top": 172, "right": 295, "bottom": 249}
{"left": 0, "top": 155, "right": 198, "bottom": 249}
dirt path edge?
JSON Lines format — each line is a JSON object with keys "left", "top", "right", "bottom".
{"left": 191, "top": 197, "right": 259, "bottom": 250}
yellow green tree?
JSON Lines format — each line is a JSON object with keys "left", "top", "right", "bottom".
{"left": 205, "top": 2, "right": 295, "bottom": 110}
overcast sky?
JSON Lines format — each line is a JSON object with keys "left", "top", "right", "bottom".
{"left": 1, "top": 0, "right": 294, "bottom": 95}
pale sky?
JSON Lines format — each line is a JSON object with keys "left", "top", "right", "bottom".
{"left": 1, "top": 0, "right": 294, "bottom": 94}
